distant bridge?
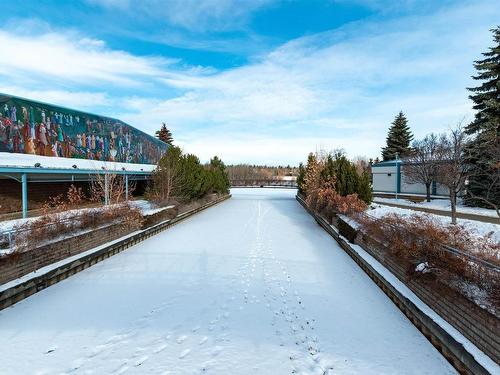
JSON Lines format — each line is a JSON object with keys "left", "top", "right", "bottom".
{"left": 230, "top": 178, "right": 297, "bottom": 188}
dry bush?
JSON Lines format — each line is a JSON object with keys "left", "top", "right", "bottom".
{"left": 90, "top": 173, "right": 135, "bottom": 204}
{"left": 330, "top": 193, "right": 367, "bottom": 216}
{"left": 359, "top": 213, "right": 500, "bottom": 309}
{"left": 12, "top": 203, "right": 143, "bottom": 253}
{"left": 41, "top": 194, "right": 69, "bottom": 215}
{"left": 67, "top": 185, "right": 85, "bottom": 206}
{"left": 307, "top": 178, "right": 367, "bottom": 222}
{"left": 40, "top": 184, "right": 87, "bottom": 215}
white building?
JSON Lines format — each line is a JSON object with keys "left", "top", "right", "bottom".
{"left": 371, "top": 159, "right": 448, "bottom": 196}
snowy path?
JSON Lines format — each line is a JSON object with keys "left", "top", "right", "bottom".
{"left": 0, "top": 188, "right": 456, "bottom": 375}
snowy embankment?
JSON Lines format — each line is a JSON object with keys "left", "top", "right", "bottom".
{"left": 0, "top": 201, "right": 173, "bottom": 255}
{"left": 0, "top": 188, "right": 455, "bottom": 375}
{"left": 368, "top": 203, "right": 500, "bottom": 243}
{"left": 373, "top": 197, "right": 499, "bottom": 218}
{"left": 0, "top": 152, "right": 155, "bottom": 172}
{"left": 0, "top": 200, "right": 171, "bottom": 233}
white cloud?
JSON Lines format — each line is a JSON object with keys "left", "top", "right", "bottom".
{"left": 86, "top": 0, "right": 273, "bottom": 32}
{"left": 0, "top": 85, "right": 113, "bottom": 110}
{"left": 1, "top": 1, "right": 499, "bottom": 165}
{"left": 119, "top": 0, "right": 500, "bottom": 164}
{"left": 175, "top": 134, "right": 381, "bottom": 165}
{"left": 0, "top": 26, "right": 174, "bottom": 88}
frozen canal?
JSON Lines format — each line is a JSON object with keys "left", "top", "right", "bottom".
{"left": 0, "top": 188, "right": 456, "bottom": 374}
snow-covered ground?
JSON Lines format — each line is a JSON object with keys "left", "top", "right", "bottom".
{"left": 0, "top": 152, "right": 155, "bottom": 172}
{"left": 129, "top": 200, "right": 174, "bottom": 216}
{"left": 369, "top": 203, "right": 500, "bottom": 243}
{"left": 0, "top": 200, "right": 170, "bottom": 233}
{"left": 0, "top": 188, "right": 456, "bottom": 374}
{"left": 374, "top": 197, "right": 499, "bottom": 218}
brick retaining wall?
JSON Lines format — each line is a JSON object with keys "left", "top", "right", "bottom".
{"left": 0, "top": 223, "right": 130, "bottom": 285}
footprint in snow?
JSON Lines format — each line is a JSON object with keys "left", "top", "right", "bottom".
{"left": 134, "top": 355, "right": 148, "bottom": 367}
{"left": 45, "top": 346, "right": 57, "bottom": 354}
{"left": 114, "top": 364, "right": 129, "bottom": 374}
{"left": 199, "top": 336, "right": 208, "bottom": 345}
{"left": 176, "top": 335, "right": 188, "bottom": 344}
{"left": 153, "top": 343, "right": 168, "bottom": 354}
{"left": 87, "top": 344, "right": 109, "bottom": 358}
{"left": 66, "top": 358, "right": 84, "bottom": 373}
{"left": 179, "top": 349, "right": 191, "bottom": 359}
{"left": 211, "top": 346, "right": 223, "bottom": 357}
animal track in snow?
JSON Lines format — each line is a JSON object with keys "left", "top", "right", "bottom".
{"left": 179, "top": 349, "right": 191, "bottom": 359}
{"left": 176, "top": 335, "right": 188, "bottom": 344}
{"left": 153, "top": 343, "right": 168, "bottom": 354}
{"left": 134, "top": 355, "right": 148, "bottom": 367}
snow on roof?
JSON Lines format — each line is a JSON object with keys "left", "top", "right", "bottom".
{"left": 0, "top": 152, "right": 156, "bottom": 173}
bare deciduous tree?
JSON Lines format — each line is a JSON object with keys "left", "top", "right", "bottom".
{"left": 403, "top": 133, "right": 439, "bottom": 202}
{"left": 90, "top": 172, "right": 135, "bottom": 205}
{"left": 435, "top": 124, "right": 470, "bottom": 224}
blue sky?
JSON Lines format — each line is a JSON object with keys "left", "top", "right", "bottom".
{"left": 0, "top": 0, "right": 499, "bottom": 165}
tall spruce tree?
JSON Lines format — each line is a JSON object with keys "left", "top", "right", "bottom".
{"left": 381, "top": 111, "right": 414, "bottom": 160}
{"left": 465, "top": 26, "right": 500, "bottom": 208}
{"left": 155, "top": 123, "right": 174, "bottom": 145}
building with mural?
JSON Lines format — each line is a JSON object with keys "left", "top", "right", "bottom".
{"left": 0, "top": 94, "right": 167, "bottom": 165}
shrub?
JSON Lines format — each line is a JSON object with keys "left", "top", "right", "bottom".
{"left": 12, "top": 203, "right": 143, "bottom": 253}
{"left": 306, "top": 177, "right": 367, "bottom": 220}
{"left": 360, "top": 212, "right": 500, "bottom": 310}
{"left": 148, "top": 149, "right": 229, "bottom": 204}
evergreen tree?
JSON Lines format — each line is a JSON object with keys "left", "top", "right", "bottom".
{"left": 332, "top": 154, "right": 359, "bottom": 196}
{"left": 303, "top": 153, "right": 321, "bottom": 196}
{"left": 178, "top": 154, "right": 205, "bottom": 200}
{"left": 465, "top": 26, "right": 500, "bottom": 208}
{"left": 381, "top": 111, "right": 414, "bottom": 160}
{"left": 296, "top": 163, "right": 305, "bottom": 194}
{"left": 357, "top": 170, "right": 372, "bottom": 204}
{"left": 320, "top": 154, "right": 336, "bottom": 183}
{"left": 207, "top": 156, "right": 230, "bottom": 194}
{"left": 155, "top": 123, "right": 174, "bottom": 145}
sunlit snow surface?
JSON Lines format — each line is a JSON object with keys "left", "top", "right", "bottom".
{"left": 0, "top": 188, "right": 456, "bottom": 374}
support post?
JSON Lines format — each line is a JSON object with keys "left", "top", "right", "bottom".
{"left": 104, "top": 173, "right": 109, "bottom": 206}
{"left": 395, "top": 154, "right": 401, "bottom": 200}
{"left": 21, "top": 173, "right": 28, "bottom": 218}
{"left": 125, "top": 175, "right": 129, "bottom": 201}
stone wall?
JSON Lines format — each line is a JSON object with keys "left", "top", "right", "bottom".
{"left": 0, "top": 222, "right": 130, "bottom": 285}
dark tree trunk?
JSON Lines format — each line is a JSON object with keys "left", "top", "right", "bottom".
{"left": 425, "top": 183, "right": 431, "bottom": 202}
{"left": 450, "top": 190, "right": 457, "bottom": 225}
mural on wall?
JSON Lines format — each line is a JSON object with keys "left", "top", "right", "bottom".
{"left": 0, "top": 94, "right": 167, "bottom": 165}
